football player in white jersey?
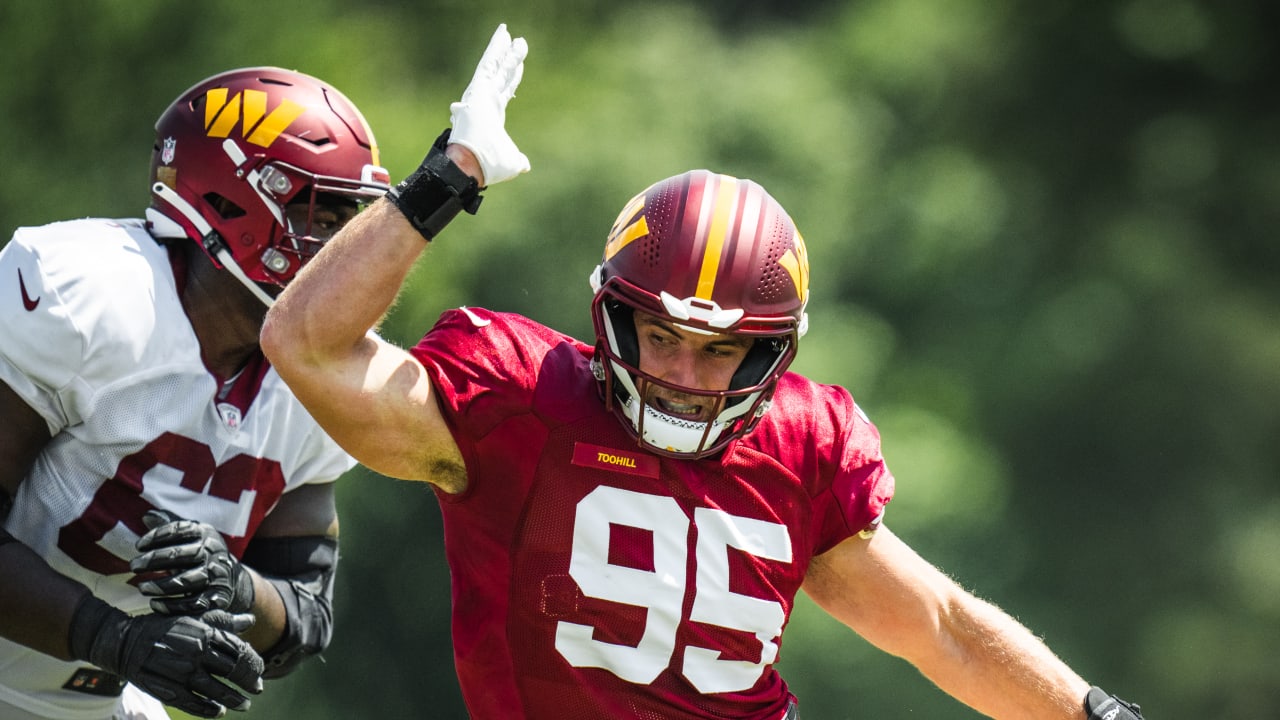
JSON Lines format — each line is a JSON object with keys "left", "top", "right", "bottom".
{"left": 0, "top": 65, "right": 393, "bottom": 719}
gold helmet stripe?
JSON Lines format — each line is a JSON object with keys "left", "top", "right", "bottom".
{"left": 695, "top": 175, "right": 740, "bottom": 300}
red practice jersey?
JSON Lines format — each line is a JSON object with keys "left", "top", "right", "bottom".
{"left": 412, "top": 307, "right": 894, "bottom": 720}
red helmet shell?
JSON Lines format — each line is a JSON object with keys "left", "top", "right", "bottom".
{"left": 149, "top": 67, "right": 389, "bottom": 286}
{"left": 594, "top": 169, "right": 810, "bottom": 337}
{"left": 589, "top": 170, "right": 811, "bottom": 458}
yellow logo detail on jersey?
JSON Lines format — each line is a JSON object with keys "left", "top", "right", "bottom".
{"left": 571, "top": 442, "right": 659, "bottom": 479}
{"left": 203, "top": 88, "right": 305, "bottom": 148}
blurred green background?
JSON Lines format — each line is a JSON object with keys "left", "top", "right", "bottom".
{"left": 3, "top": 1, "right": 1276, "bottom": 718}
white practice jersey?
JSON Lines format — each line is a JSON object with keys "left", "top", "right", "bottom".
{"left": 0, "top": 218, "right": 356, "bottom": 719}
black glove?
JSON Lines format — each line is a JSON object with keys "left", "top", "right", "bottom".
{"left": 1086, "top": 686, "right": 1145, "bottom": 720}
{"left": 131, "top": 510, "right": 255, "bottom": 615}
{"left": 68, "top": 594, "right": 263, "bottom": 718}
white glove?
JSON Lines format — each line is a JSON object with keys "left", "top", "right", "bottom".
{"left": 449, "top": 23, "right": 530, "bottom": 186}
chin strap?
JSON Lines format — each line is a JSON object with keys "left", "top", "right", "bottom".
{"left": 208, "top": 245, "right": 276, "bottom": 308}
{"left": 150, "top": 182, "right": 276, "bottom": 308}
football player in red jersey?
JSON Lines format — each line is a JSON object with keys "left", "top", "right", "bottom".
{"left": 0, "top": 64, "right": 392, "bottom": 718}
{"left": 262, "top": 23, "right": 1145, "bottom": 720}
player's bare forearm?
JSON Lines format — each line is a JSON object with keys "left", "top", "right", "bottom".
{"left": 260, "top": 200, "right": 423, "bottom": 462}
{"left": 264, "top": 198, "right": 422, "bottom": 371}
{"left": 261, "top": 200, "right": 463, "bottom": 484}
{"left": 264, "top": 146, "right": 480, "bottom": 366}
{"left": 804, "top": 528, "right": 1091, "bottom": 719}
{"left": 919, "top": 588, "right": 1091, "bottom": 719}
{"left": 236, "top": 569, "right": 285, "bottom": 651}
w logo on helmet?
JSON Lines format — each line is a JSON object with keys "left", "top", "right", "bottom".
{"left": 604, "top": 191, "right": 648, "bottom": 261}
{"left": 778, "top": 232, "right": 810, "bottom": 304}
{"left": 203, "top": 88, "right": 305, "bottom": 148}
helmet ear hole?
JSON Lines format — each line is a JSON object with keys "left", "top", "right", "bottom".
{"left": 604, "top": 300, "right": 639, "bottom": 367}
{"left": 204, "top": 193, "right": 246, "bottom": 221}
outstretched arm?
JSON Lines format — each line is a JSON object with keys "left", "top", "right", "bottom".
{"left": 261, "top": 24, "right": 529, "bottom": 490}
{"left": 261, "top": 198, "right": 453, "bottom": 484}
{"left": 802, "top": 525, "right": 1138, "bottom": 719}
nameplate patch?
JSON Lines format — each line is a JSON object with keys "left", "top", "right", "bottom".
{"left": 571, "top": 442, "right": 660, "bottom": 478}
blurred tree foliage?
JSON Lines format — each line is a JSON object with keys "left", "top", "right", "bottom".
{"left": 3, "top": 0, "right": 1277, "bottom": 718}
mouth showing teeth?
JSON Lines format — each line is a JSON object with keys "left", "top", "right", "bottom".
{"left": 653, "top": 396, "right": 705, "bottom": 420}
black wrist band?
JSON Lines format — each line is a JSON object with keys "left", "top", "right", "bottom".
{"left": 67, "top": 593, "right": 120, "bottom": 662}
{"left": 386, "top": 128, "right": 483, "bottom": 242}
{"left": 1085, "top": 686, "right": 1143, "bottom": 720}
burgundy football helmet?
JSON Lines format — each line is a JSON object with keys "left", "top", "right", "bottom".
{"left": 589, "top": 169, "right": 811, "bottom": 458}
{"left": 148, "top": 67, "right": 390, "bottom": 304}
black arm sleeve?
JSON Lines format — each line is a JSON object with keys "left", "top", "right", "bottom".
{"left": 241, "top": 535, "right": 338, "bottom": 678}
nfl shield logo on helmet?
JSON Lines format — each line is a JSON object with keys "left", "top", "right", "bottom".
{"left": 161, "top": 137, "right": 176, "bottom": 165}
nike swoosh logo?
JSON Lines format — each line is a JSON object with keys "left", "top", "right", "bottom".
{"left": 459, "top": 306, "right": 491, "bottom": 327}
{"left": 18, "top": 268, "right": 40, "bottom": 311}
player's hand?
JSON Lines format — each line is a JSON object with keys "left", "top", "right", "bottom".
{"left": 448, "top": 23, "right": 530, "bottom": 186}
{"left": 131, "top": 510, "right": 255, "bottom": 616}
{"left": 69, "top": 595, "right": 264, "bottom": 718}
{"left": 1085, "top": 686, "right": 1145, "bottom": 720}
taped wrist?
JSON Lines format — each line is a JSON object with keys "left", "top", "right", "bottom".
{"left": 387, "top": 128, "right": 483, "bottom": 242}
{"left": 242, "top": 535, "right": 338, "bottom": 678}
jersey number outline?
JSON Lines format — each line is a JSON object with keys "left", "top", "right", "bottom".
{"left": 554, "top": 485, "right": 792, "bottom": 693}
{"left": 57, "top": 431, "right": 285, "bottom": 574}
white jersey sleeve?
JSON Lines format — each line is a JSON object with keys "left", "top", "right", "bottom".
{"left": 0, "top": 219, "right": 161, "bottom": 433}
